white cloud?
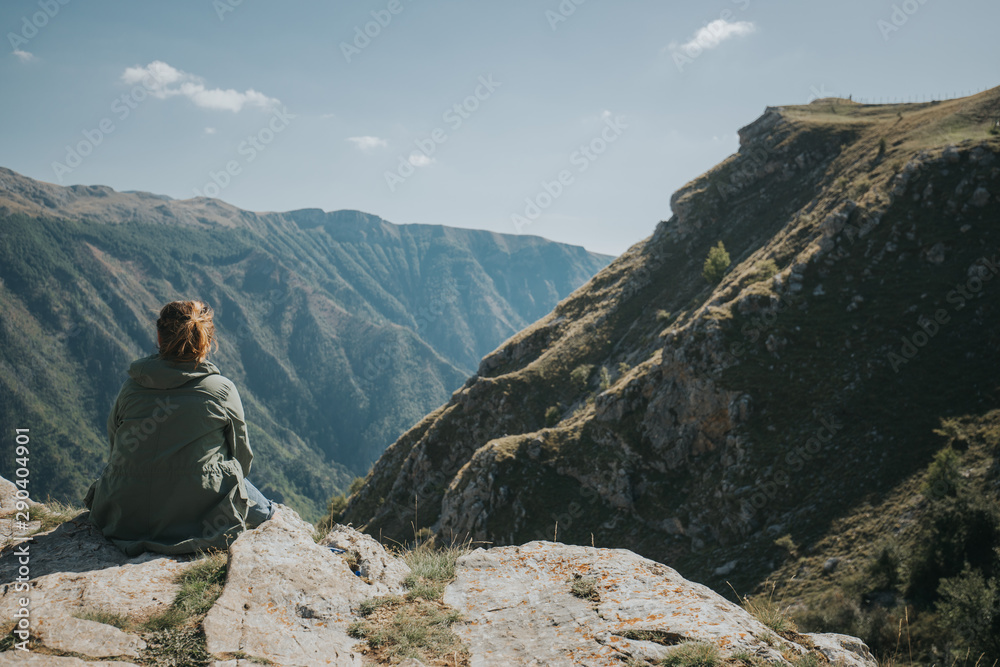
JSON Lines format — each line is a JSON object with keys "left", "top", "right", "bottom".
{"left": 12, "top": 50, "right": 35, "bottom": 63}
{"left": 347, "top": 136, "right": 387, "bottom": 151}
{"left": 408, "top": 153, "right": 433, "bottom": 168}
{"left": 672, "top": 19, "right": 756, "bottom": 55}
{"left": 204, "top": 127, "right": 217, "bottom": 135}
{"left": 120, "top": 61, "right": 280, "bottom": 112}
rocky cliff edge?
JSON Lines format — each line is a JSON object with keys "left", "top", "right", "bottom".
{"left": 0, "top": 478, "right": 873, "bottom": 666}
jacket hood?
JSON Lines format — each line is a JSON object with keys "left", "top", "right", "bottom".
{"left": 128, "top": 354, "right": 220, "bottom": 389}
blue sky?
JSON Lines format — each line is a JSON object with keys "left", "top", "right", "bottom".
{"left": 1, "top": 0, "right": 996, "bottom": 255}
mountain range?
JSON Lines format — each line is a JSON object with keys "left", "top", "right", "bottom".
{"left": 0, "top": 168, "right": 611, "bottom": 519}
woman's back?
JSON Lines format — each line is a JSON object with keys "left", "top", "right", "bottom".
{"left": 86, "top": 301, "right": 271, "bottom": 556}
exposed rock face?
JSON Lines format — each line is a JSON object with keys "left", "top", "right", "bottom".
{"left": 0, "top": 489, "right": 876, "bottom": 666}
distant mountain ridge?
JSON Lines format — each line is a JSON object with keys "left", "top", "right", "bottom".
{"left": 0, "top": 168, "right": 612, "bottom": 519}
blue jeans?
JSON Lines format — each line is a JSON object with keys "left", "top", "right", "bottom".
{"left": 244, "top": 480, "right": 275, "bottom": 528}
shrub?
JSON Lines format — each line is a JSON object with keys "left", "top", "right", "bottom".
{"left": 850, "top": 176, "right": 872, "bottom": 199}
{"left": 656, "top": 309, "right": 672, "bottom": 322}
{"left": 936, "top": 564, "right": 1000, "bottom": 658}
{"left": 617, "top": 362, "right": 630, "bottom": 375}
{"left": 905, "top": 491, "right": 1000, "bottom": 606}
{"left": 599, "top": 366, "right": 612, "bottom": 391}
{"left": 866, "top": 541, "right": 903, "bottom": 591}
{"left": 544, "top": 406, "right": 561, "bottom": 427}
{"left": 702, "top": 242, "right": 731, "bottom": 285}
{"left": 921, "top": 447, "right": 961, "bottom": 500}
{"left": 570, "top": 364, "right": 594, "bottom": 389}
{"left": 878, "top": 137, "right": 887, "bottom": 156}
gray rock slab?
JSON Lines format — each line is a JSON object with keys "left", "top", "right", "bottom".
{"left": 0, "top": 555, "right": 191, "bottom": 622}
{"left": 203, "top": 506, "right": 373, "bottom": 666}
{"left": 444, "top": 541, "right": 869, "bottom": 667}
{"left": 32, "top": 614, "right": 145, "bottom": 659}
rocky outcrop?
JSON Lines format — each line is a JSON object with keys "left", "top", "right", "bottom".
{"left": 0, "top": 490, "right": 875, "bottom": 666}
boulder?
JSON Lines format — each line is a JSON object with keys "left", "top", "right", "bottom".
{"left": 202, "top": 507, "right": 370, "bottom": 666}
{"left": 318, "top": 524, "right": 411, "bottom": 594}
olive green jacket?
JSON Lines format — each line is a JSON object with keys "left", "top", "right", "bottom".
{"left": 85, "top": 354, "right": 253, "bottom": 556}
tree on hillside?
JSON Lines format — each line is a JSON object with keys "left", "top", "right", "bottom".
{"left": 702, "top": 241, "right": 731, "bottom": 285}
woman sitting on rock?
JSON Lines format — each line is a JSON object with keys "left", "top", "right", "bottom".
{"left": 86, "top": 300, "right": 275, "bottom": 556}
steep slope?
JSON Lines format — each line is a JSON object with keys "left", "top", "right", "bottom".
{"left": 344, "top": 88, "right": 1000, "bottom": 609}
{"left": 0, "top": 171, "right": 611, "bottom": 519}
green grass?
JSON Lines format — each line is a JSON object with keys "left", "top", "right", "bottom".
{"left": 401, "top": 543, "right": 468, "bottom": 601}
{"left": 30, "top": 500, "right": 85, "bottom": 533}
{"left": 660, "top": 641, "right": 721, "bottom": 667}
{"left": 70, "top": 550, "right": 228, "bottom": 666}
{"left": 349, "top": 542, "right": 470, "bottom": 663}
{"left": 348, "top": 601, "right": 465, "bottom": 663}
{"left": 73, "top": 609, "right": 134, "bottom": 630}
{"left": 736, "top": 583, "right": 798, "bottom": 635}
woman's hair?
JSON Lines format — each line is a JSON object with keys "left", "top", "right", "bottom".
{"left": 156, "top": 300, "right": 216, "bottom": 363}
